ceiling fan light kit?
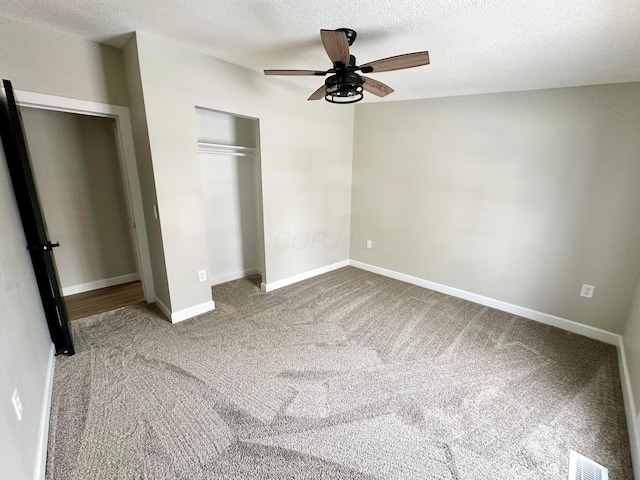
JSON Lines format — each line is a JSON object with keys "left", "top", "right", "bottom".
{"left": 264, "top": 28, "right": 430, "bottom": 104}
{"left": 325, "top": 71, "right": 364, "bottom": 104}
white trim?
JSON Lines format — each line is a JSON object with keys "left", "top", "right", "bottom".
{"left": 348, "top": 260, "right": 619, "bottom": 345}
{"left": 12, "top": 90, "right": 155, "bottom": 304}
{"left": 61, "top": 273, "right": 139, "bottom": 296}
{"left": 34, "top": 342, "right": 55, "bottom": 480}
{"left": 154, "top": 296, "right": 172, "bottom": 320}
{"left": 210, "top": 268, "right": 263, "bottom": 286}
{"left": 169, "top": 300, "right": 216, "bottom": 324}
{"left": 155, "top": 296, "right": 216, "bottom": 324}
{"left": 619, "top": 339, "right": 640, "bottom": 480}
{"left": 261, "top": 260, "right": 349, "bottom": 293}
{"left": 16, "top": 91, "right": 125, "bottom": 118}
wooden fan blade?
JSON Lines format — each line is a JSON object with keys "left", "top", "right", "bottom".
{"left": 264, "top": 69, "right": 326, "bottom": 76}
{"left": 308, "top": 85, "right": 327, "bottom": 101}
{"left": 320, "top": 29, "right": 350, "bottom": 66}
{"left": 362, "top": 77, "right": 394, "bottom": 97}
{"left": 361, "top": 51, "right": 430, "bottom": 73}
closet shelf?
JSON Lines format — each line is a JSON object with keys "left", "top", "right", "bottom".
{"left": 198, "top": 142, "right": 256, "bottom": 157}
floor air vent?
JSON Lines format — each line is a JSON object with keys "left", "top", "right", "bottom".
{"left": 569, "top": 450, "right": 608, "bottom": 480}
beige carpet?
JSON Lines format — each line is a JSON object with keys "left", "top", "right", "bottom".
{"left": 47, "top": 266, "right": 634, "bottom": 479}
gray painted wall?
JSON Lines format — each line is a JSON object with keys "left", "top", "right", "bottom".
{"left": 128, "top": 32, "right": 353, "bottom": 313}
{"left": 0, "top": 16, "right": 129, "bottom": 107}
{"left": 20, "top": 107, "right": 137, "bottom": 291}
{"left": 196, "top": 106, "right": 257, "bottom": 148}
{"left": 0, "top": 142, "right": 53, "bottom": 480}
{"left": 0, "top": 17, "right": 134, "bottom": 477}
{"left": 122, "top": 34, "right": 171, "bottom": 309}
{"left": 350, "top": 83, "right": 640, "bottom": 334}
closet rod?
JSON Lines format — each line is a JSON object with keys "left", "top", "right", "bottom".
{"left": 198, "top": 141, "right": 255, "bottom": 151}
{"left": 200, "top": 150, "right": 254, "bottom": 158}
{"left": 198, "top": 141, "right": 256, "bottom": 158}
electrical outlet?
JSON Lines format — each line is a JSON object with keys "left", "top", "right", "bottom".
{"left": 198, "top": 270, "right": 207, "bottom": 282}
{"left": 367, "top": 240, "right": 372, "bottom": 249}
{"left": 12, "top": 388, "right": 23, "bottom": 421}
{"left": 580, "top": 284, "right": 595, "bottom": 298}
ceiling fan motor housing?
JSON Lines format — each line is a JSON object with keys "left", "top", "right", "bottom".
{"left": 325, "top": 72, "right": 364, "bottom": 103}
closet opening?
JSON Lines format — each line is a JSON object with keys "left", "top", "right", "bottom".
{"left": 196, "top": 107, "right": 266, "bottom": 289}
{"left": 20, "top": 107, "right": 146, "bottom": 320}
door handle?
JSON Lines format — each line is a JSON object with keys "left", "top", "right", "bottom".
{"left": 28, "top": 241, "right": 60, "bottom": 251}
{"left": 44, "top": 241, "right": 60, "bottom": 250}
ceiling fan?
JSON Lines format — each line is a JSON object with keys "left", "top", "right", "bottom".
{"left": 264, "top": 28, "right": 430, "bottom": 104}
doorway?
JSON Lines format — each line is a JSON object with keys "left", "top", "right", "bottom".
{"left": 20, "top": 108, "right": 143, "bottom": 319}
{"left": 13, "top": 89, "right": 154, "bottom": 319}
{"left": 196, "top": 107, "right": 266, "bottom": 287}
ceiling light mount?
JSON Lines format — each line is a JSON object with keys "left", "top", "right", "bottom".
{"left": 335, "top": 28, "right": 357, "bottom": 46}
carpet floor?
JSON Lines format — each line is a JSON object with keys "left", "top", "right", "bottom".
{"left": 47, "top": 266, "right": 634, "bottom": 479}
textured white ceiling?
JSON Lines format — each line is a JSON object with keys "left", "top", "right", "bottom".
{"left": 1, "top": 0, "right": 639, "bottom": 102}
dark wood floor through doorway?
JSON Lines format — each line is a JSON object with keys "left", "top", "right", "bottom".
{"left": 64, "top": 281, "right": 144, "bottom": 321}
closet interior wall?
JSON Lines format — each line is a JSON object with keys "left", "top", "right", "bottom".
{"left": 19, "top": 107, "right": 139, "bottom": 296}
{"left": 196, "top": 107, "right": 265, "bottom": 286}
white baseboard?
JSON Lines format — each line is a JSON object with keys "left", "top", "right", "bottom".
{"left": 155, "top": 297, "right": 216, "bottom": 324}
{"left": 619, "top": 339, "right": 640, "bottom": 480}
{"left": 34, "top": 342, "right": 55, "bottom": 480}
{"left": 154, "top": 297, "right": 172, "bottom": 321}
{"left": 170, "top": 300, "right": 216, "bottom": 324}
{"left": 349, "top": 260, "right": 619, "bottom": 346}
{"left": 62, "top": 273, "right": 140, "bottom": 296}
{"left": 261, "top": 260, "right": 349, "bottom": 293}
{"left": 210, "top": 267, "right": 263, "bottom": 286}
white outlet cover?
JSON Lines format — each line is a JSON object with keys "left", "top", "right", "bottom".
{"left": 198, "top": 270, "right": 207, "bottom": 282}
{"left": 367, "top": 240, "right": 372, "bottom": 249}
{"left": 580, "top": 284, "right": 595, "bottom": 298}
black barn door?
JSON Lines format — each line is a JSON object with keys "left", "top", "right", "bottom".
{"left": 0, "top": 79, "right": 74, "bottom": 355}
